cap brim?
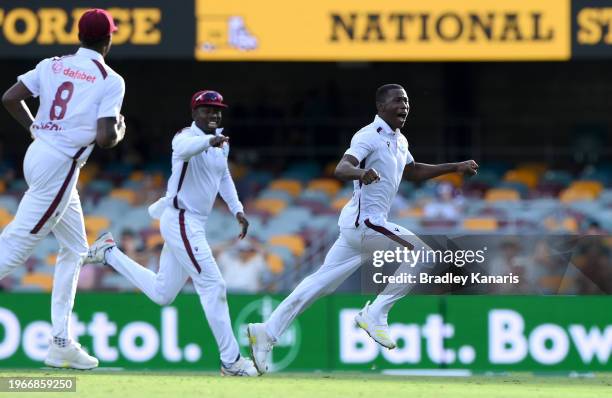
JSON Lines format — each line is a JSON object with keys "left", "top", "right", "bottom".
{"left": 196, "top": 102, "right": 228, "bottom": 109}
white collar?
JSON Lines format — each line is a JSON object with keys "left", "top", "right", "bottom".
{"left": 374, "top": 115, "right": 399, "bottom": 136}
{"left": 76, "top": 47, "right": 105, "bottom": 63}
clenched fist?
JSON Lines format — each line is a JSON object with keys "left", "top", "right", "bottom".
{"left": 360, "top": 168, "right": 381, "bottom": 185}
{"left": 456, "top": 160, "right": 479, "bottom": 176}
{"left": 210, "top": 135, "right": 229, "bottom": 148}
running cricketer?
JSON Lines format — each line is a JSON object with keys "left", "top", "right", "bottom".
{"left": 85, "top": 90, "right": 258, "bottom": 376}
{"left": 0, "top": 9, "right": 126, "bottom": 369}
{"left": 248, "top": 84, "right": 479, "bottom": 374}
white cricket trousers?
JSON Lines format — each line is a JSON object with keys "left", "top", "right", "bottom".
{"left": 265, "top": 218, "right": 431, "bottom": 341}
{"left": 104, "top": 206, "right": 239, "bottom": 364}
{"left": 0, "top": 139, "right": 89, "bottom": 339}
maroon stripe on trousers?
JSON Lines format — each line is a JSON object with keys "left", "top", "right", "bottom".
{"left": 364, "top": 219, "right": 414, "bottom": 250}
{"left": 173, "top": 162, "right": 189, "bottom": 209}
{"left": 178, "top": 209, "right": 201, "bottom": 273}
{"left": 30, "top": 147, "right": 87, "bottom": 234}
{"left": 91, "top": 59, "right": 108, "bottom": 79}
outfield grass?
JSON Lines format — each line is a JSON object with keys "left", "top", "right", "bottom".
{"left": 1, "top": 370, "right": 611, "bottom": 398}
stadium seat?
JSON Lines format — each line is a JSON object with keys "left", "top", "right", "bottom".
{"left": 568, "top": 181, "right": 603, "bottom": 197}
{"left": 503, "top": 169, "right": 538, "bottom": 189}
{"left": 265, "top": 252, "right": 284, "bottom": 274}
{"left": 146, "top": 234, "right": 164, "bottom": 249}
{"left": 269, "top": 179, "right": 302, "bottom": 197}
{"left": 110, "top": 188, "right": 138, "bottom": 205}
{"left": 253, "top": 198, "right": 288, "bottom": 215}
{"left": 307, "top": 178, "right": 341, "bottom": 197}
{"left": 434, "top": 173, "right": 462, "bottom": 188}
{"left": 85, "top": 215, "right": 111, "bottom": 240}
{"left": 268, "top": 234, "right": 305, "bottom": 257}
{"left": 331, "top": 196, "right": 350, "bottom": 210}
{"left": 21, "top": 273, "right": 54, "bottom": 292}
{"left": 559, "top": 188, "right": 596, "bottom": 203}
{"left": 462, "top": 217, "right": 499, "bottom": 231}
{"left": 0, "top": 208, "right": 13, "bottom": 228}
{"left": 46, "top": 253, "right": 57, "bottom": 266}
{"left": 485, "top": 188, "right": 520, "bottom": 202}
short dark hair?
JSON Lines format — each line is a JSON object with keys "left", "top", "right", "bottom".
{"left": 376, "top": 84, "right": 404, "bottom": 104}
{"left": 79, "top": 34, "right": 110, "bottom": 49}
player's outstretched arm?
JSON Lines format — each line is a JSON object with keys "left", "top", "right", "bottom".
{"left": 334, "top": 154, "right": 380, "bottom": 185}
{"left": 403, "top": 160, "right": 478, "bottom": 182}
{"left": 1, "top": 81, "right": 35, "bottom": 134}
{"left": 96, "top": 114, "right": 126, "bottom": 149}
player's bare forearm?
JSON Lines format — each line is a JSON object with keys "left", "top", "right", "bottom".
{"left": 404, "top": 160, "right": 478, "bottom": 182}
{"left": 2, "top": 82, "right": 34, "bottom": 134}
{"left": 335, "top": 154, "right": 380, "bottom": 185}
{"left": 334, "top": 155, "right": 364, "bottom": 181}
{"left": 96, "top": 115, "right": 125, "bottom": 149}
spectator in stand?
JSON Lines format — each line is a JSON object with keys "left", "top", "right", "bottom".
{"left": 423, "top": 182, "right": 464, "bottom": 220}
{"left": 214, "top": 238, "right": 267, "bottom": 293}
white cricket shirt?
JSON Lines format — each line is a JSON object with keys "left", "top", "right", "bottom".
{"left": 165, "top": 122, "right": 244, "bottom": 219}
{"left": 18, "top": 47, "right": 125, "bottom": 161}
{"left": 338, "top": 115, "right": 414, "bottom": 228}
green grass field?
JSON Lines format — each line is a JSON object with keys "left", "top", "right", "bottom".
{"left": 1, "top": 370, "right": 611, "bottom": 398}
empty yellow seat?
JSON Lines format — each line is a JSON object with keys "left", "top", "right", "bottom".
{"left": 568, "top": 181, "right": 603, "bottom": 197}
{"left": 110, "top": 188, "right": 137, "bottom": 205}
{"left": 253, "top": 198, "right": 287, "bottom": 215}
{"left": 463, "top": 217, "right": 498, "bottom": 231}
{"left": 266, "top": 253, "right": 284, "bottom": 274}
{"left": 503, "top": 169, "right": 538, "bottom": 189}
{"left": 434, "top": 173, "right": 462, "bottom": 188}
{"left": 146, "top": 234, "right": 164, "bottom": 249}
{"left": 85, "top": 215, "right": 110, "bottom": 231}
{"left": 308, "top": 178, "right": 341, "bottom": 197}
{"left": 46, "top": 254, "right": 57, "bottom": 266}
{"left": 269, "top": 179, "right": 302, "bottom": 197}
{"left": 560, "top": 188, "right": 595, "bottom": 203}
{"left": 269, "top": 234, "right": 305, "bottom": 257}
{"left": 485, "top": 188, "right": 520, "bottom": 202}
{"left": 0, "top": 208, "right": 13, "bottom": 228}
{"left": 129, "top": 170, "right": 145, "bottom": 182}
{"left": 332, "top": 196, "right": 350, "bottom": 210}
{"left": 22, "top": 273, "right": 54, "bottom": 292}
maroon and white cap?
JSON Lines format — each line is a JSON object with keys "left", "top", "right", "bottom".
{"left": 191, "top": 90, "right": 228, "bottom": 109}
{"left": 78, "top": 9, "right": 118, "bottom": 41}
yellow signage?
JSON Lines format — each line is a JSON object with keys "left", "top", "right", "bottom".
{"left": 196, "top": 0, "right": 570, "bottom": 61}
{"left": 0, "top": 7, "right": 161, "bottom": 46}
{"left": 576, "top": 7, "right": 612, "bottom": 45}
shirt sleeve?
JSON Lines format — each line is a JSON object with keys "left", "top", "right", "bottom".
{"left": 219, "top": 162, "right": 244, "bottom": 216}
{"left": 344, "top": 131, "right": 376, "bottom": 163}
{"left": 172, "top": 132, "right": 213, "bottom": 160}
{"left": 97, "top": 75, "right": 125, "bottom": 119}
{"left": 17, "top": 59, "right": 46, "bottom": 98}
{"left": 406, "top": 149, "right": 415, "bottom": 165}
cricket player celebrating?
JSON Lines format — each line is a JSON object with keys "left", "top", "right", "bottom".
{"left": 0, "top": 9, "right": 125, "bottom": 369}
{"left": 248, "top": 84, "right": 479, "bottom": 374}
{"left": 85, "top": 90, "right": 258, "bottom": 376}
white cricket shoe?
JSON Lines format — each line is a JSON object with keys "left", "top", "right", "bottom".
{"left": 355, "top": 301, "right": 396, "bottom": 349}
{"left": 44, "top": 340, "right": 99, "bottom": 370}
{"left": 247, "top": 323, "right": 273, "bottom": 375}
{"left": 84, "top": 232, "right": 116, "bottom": 265}
{"left": 220, "top": 355, "right": 259, "bottom": 377}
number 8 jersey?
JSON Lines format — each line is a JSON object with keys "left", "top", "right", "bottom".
{"left": 18, "top": 47, "right": 125, "bottom": 161}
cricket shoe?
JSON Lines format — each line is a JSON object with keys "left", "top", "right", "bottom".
{"left": 220, "top": 355, "right": 259, "bottom": 377}
{"left": 355, "top": 301, "right": 396, "bottom": 349}
{"left": 44, "top": 340, "right": 99, "bottom": 370}
{"left": 247, "top": 323, "right": 273, "bottom": 375}
{"left": 84, "top": 232, "right": 116, "bottom": 265}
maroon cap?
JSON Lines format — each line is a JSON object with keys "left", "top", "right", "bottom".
{"left": 78, "top": 9, "right": 117, "bottom": 41}
{"left": 191, "top": 90, "right": 228, "bottom": 109}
